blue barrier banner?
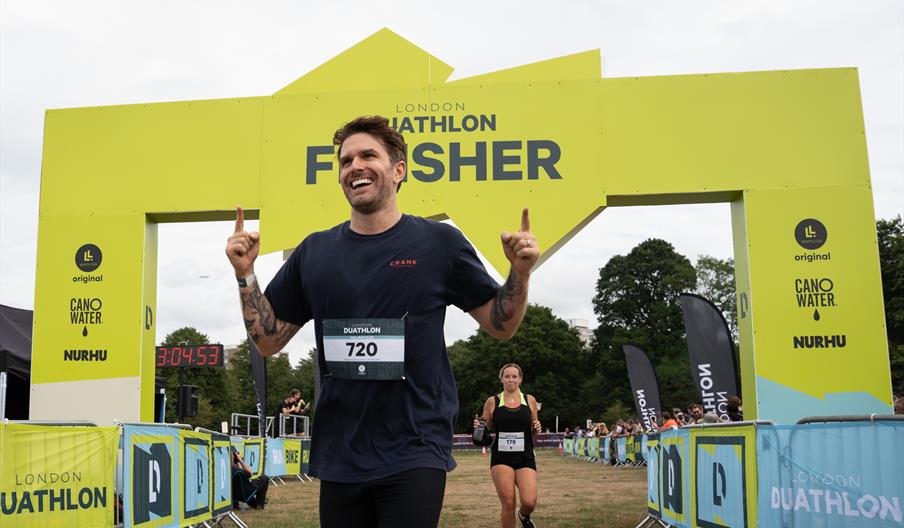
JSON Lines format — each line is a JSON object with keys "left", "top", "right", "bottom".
{"left": 646, "top": 433, "right": 662, "bottom": 517}
{"left": 265, "top": 438, "right": 287, "bottom": 477}
{"left": 181, "top": 430, "right": 212, "bottom": 525}
{"left": 122, "top": 425, "right": 180, "bottom": 528}
{"left": 211, "top": 434, "right": 232, "bottom": 517}
{"left": 602, "top": 437, "right": 611, "bottom": 463}
{"left": 659, "top": 428, "right": 692, "bottom": 528}
{"left": 694, "top": 426, "right": 756, "bottom": 528}
{"left": 588, "top": 437, "right": 599, "bottom": 459}
{"left": 617, "top": 437, "right": 627, "bottom": 464}
{"left": 757, "top": 421, "right": 904, "bottom": 527}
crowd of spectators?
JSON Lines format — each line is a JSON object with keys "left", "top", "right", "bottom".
{"left": 565, "top": 395, "right": 747, "bottom": 439}
{"left": 566, "top": 394, "right": 903, "bottom": 442}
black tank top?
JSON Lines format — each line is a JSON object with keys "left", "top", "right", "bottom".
{"left": 490, "top": 392, "right": 535, "bottom": 463}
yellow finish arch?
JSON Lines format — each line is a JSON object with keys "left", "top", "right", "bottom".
{"left": 31, "top": 28, "right": 891, "bottom": 424}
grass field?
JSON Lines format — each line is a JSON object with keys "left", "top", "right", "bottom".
{"left": 232, "top": 449, "right": 648, "bottom": 527}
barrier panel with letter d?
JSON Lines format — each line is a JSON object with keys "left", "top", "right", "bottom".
{"left": 757, "top": 421, "right": 904, "bottom": 527}
{"left": 0, "top": 423, "right": 119, "bottom": 527}
{"left": 643, "top": 419, "right": 903, "bottom": 527}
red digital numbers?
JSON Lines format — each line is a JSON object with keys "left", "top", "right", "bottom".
{"left": 155, "top": 344, "right": 224, "bottom": 368}
{"left": 196, "top": 345, "right": 208, "bottom": 365}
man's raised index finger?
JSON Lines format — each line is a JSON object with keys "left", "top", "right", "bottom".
{"left": 235, "top": 206, "right": 244, "bottom": 233}
{"left": 520, "top": 207, "right": 530, "bottom": 232}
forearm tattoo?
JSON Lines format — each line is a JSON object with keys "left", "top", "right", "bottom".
{"left": 240, "top": 284, "right": 295, "bottom": 350}
{"left": 491, "top": 270, "right": 525, "bottom": 331}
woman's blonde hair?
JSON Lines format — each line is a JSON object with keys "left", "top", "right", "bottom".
{"left": 498, "top": 363, "right": 523, "bottom": 381}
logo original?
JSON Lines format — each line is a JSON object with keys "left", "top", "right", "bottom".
{"left": 794, "top": 219, "right": 827, "bottom": 250}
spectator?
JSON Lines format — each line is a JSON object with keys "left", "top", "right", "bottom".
{"left": 595, "top": 422, "right": 609, "bottom": 437}
{"left": 278, "top": 388, "right": 306, "bottom": 416}
{"left": 231, "top": 448, "right": 269, "bottom": 509}
{"left": 672, "top": 407, "right": 690, "bottom": 425}
{"left": 659, "top": 411, "right": 680, "bottom": 430}
{"left": 687, "top": 404, "right": 705, "bottom": 424}
{"left": 701, "top": 413, "right": 721, "bottom": 424}
{"left": 894, "top": 397, "right": 903, "bottom": 415}
{"left": 726, "top": 396, "right": 743, "bottom": 422}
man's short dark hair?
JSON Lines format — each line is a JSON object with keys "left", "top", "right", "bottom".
{"left": 288, "top": 388, "right": 301, "bottom": 398}
{"left": 333, "top": 115, "right": 407, "bottom": 191}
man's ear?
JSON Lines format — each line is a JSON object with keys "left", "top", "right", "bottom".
{"left": 393, "top": 159, "right": 407, "bottom": 185}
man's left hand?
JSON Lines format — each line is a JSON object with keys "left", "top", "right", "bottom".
{"left": 500, "top": 208, "right": 539, "bottom": 276}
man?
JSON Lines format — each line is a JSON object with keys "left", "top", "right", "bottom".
{"left": 688, "top": 403, "right": 705, "bottom": 424}
{"left": 277, "top": 388, "right": 305, "bottom": 416}
{"left": 225, "top": 115, "right": 538, "bottom": 527}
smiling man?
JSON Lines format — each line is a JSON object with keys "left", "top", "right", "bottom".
{"left": 225, "top": 115, "right": 539, "bottom": 527}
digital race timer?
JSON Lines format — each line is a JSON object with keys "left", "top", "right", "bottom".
{"left": 155, "top": 344, "right": 224, "bottom": 368}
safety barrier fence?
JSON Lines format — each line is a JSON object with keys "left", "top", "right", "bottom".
{"left": 562, "top": 433, "right": 648, "bottom": 467}
{"left": 641, "top": 418, "right": 904, "bottom": 528}
{"left": 1, "top": 420, "right": 314, "bottom": 527}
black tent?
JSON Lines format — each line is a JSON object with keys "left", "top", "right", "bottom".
{"left": 0, "top": 304, "right": 32, "bottom": 419}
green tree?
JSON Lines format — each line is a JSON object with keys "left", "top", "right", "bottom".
{"left": 157, "top": 327, "right": 232, "bottom": 430}
{"left": 877, "top": 216, "right": 904, "bottom": 395}
{"left": 591, "top": 239, "right": 698, "bottom": 418}
{"left": 695, "top": 255, "right": 737, "bottom": 340}
{"left": 449, "top": 305, "right": 590, "bottom": 433}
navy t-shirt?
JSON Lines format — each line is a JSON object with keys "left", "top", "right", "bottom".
{"left": 264, "top": 214, "right": 499, "bottom": 482}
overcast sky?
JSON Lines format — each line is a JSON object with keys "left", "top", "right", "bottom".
{"left": 2, "top": 0, "right": 901, "bottom": 366}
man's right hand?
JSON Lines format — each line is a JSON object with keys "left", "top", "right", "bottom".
{"left": 226, "top": 206, "right": 260, "bottom": 277}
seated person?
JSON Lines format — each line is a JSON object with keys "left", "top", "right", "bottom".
{"left": 231, "top": 448, "right": 269, "bottom": 509}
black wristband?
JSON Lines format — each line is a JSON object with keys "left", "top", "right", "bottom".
{"left": 237, "top": 273, "right": 256, "bottom": 289}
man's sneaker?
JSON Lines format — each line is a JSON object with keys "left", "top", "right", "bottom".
{"left": 519, "top": 513, "right": 536, "bottom": 528}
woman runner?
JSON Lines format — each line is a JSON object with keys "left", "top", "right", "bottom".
{"left": 475, "top": 363, "right": 542, "bottom": 528}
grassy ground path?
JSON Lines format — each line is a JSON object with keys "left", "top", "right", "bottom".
{"left": 234, "top": 449, "right": 647, "bottom": 527}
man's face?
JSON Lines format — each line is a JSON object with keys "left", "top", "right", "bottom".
{"left": 691, "top": 406, "right": 703, "bottom": 419}
{"left": 338, "top": 133, "right": 405, "bottom": 214}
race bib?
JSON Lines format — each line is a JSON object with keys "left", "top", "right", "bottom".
{"left": 322, "top": 319, "right": 405, "bottom": 380}
{"left": 497, "top": 432, "right": 525, "bottom": 452}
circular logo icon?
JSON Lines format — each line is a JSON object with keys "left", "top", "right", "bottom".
{"left": 358, "top": 365, "right": 366, "bottom": 374}
{"left": 75, "top": 244, "right": 103, "bottom": 272}
{"left": 794, "top": 219, "right": 827, "bottom": 250}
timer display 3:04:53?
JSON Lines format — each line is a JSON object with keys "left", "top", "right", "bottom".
{"left": 155, "top": 344, "right": 224, "bottom": 367}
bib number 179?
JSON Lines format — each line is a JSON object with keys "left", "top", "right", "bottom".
{"left": 347, "top": 342, "right": 378, "bottom": 357}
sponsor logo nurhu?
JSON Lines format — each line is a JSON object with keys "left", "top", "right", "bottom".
{"left": 64, "top": 349, "right": 108, "bottom": 361}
